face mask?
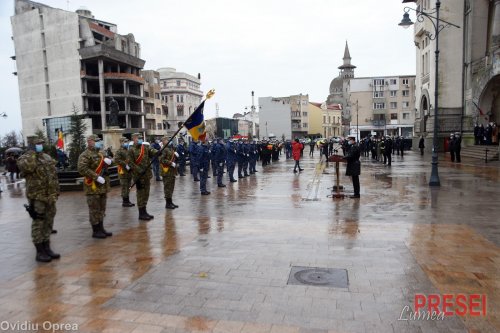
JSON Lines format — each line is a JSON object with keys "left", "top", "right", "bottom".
{"left": 197, "top": 142, "right": 202, "bottom": 146}
{"left": 35, "top": 144, "right": 43, "bottom": 153}
{"left": 138, "top": 139, "right": 143, "bottom": 145}
{"left": 95, "top": 141, "right": 103, "bottom": 150}
{"left": 348, "top": 141, "right": 354, "bottom": 145}
{"left": 122, "top": 143, "right": 128, "bottom": 148}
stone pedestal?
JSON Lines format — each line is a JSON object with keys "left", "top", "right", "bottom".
{"left": 101, "top": 126, "right": 124, "bottom": 155}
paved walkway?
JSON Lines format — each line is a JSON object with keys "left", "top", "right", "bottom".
{"left": 0, "top": 150, "right": 499, "bottom": 332}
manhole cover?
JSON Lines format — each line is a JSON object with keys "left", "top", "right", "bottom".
{"left": 287, "top": 266, "right": 348, "bottom": 288}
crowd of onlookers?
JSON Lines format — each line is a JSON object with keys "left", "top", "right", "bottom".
{"left": 474, "top": 122, "right": 498, "bottom": 145}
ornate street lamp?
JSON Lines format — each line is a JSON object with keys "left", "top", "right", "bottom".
{"left": 399, "top": 1, "right": 459, "bottom": 187}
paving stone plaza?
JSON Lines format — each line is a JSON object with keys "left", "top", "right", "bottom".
{"left": 0, "top": 152, "right": 499, "bottom": 333}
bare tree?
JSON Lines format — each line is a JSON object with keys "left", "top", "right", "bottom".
{"left": 1, "top": 130, "right": 21, "bottom": 147}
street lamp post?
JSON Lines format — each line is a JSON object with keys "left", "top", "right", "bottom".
{"left": 399, "top": 1, "right": 459, "bottom": 187}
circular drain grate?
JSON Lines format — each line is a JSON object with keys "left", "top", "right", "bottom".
{"left": 294, "top": 268, "right": 337, "bottom": 286}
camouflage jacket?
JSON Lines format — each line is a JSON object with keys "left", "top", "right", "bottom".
{"left": 114, "top": 147, "right": 131, "bottom": 179}
{"left": 128, "top": 144, "right": 157, "bottom": 180}
{"left": 159, "top": 147, "right": 177, "bottom": 177}
{"left": 77, "top": 148, "right": 110, "bottom": 195}
{"left": 17, "top": 151, "right": 59, "bottom": 203}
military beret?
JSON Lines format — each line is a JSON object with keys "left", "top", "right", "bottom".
{"left": 87, "top": 134, "right": 101, "bottom": 141}
{"left": 131, "top": 132, "right": 143, "bottom": 138}
{"left": 34, "top": 138, "right": 45, "bottom": 144}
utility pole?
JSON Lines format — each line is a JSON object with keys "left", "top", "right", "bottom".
{"left": 356, "top": 100, "right": 359, "bottom": 142}
{"left": 251, "top": 91, "right": 256, "bottom": 138}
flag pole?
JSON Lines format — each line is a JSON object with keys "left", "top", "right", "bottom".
{"left": 129, "top": 89, "right": 215, "bottom": 190}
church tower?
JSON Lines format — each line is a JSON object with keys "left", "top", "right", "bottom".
{"left": 338, "top": 41, "right": 356, "bottom": 79}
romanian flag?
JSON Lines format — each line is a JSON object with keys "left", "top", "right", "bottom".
{"left": 184, "top": 100, "right": 206, "bottom": 141}
{"left": 56, "top": 129, "right": 64, "bottom": 149}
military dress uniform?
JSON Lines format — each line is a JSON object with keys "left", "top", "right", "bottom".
{"left": 17, "top": 138, "right": 60, "bottom": 262}
{"left": 128, "top": 133, "right": 158, "bottom": 220}
{"left": 78, "top": 135, "right": 113, "bottom": 239}
{"left": 160, "top": 137, "right": 178, "bottom": 209}
{"left": 114, "top": 137, "right": 135, "bottom": 207}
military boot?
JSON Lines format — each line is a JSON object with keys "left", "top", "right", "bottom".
{"left": 122, "top": 197, "right": 135, "bottom": 207}
{"left": 92, "top": 224, "right": 107, "bottom": 239}
{"left": 43, "top": 241, "right": 60, "bottom": 259}
{"left": 171, "top": 200, "right": 179, "bottom": 208}
{"left": 165, "top": 198, "right": 176, "bottom": 209}
{"left": 35, "top": 243, "right": 52, "bottom": 262}
{"left": 139, "top": 207, "right": 152, "bottom": 221}
{"left": 99, "top": 222, "right": 113, "bottom": 237}
{"left": 144, "top": 207, "right": 154, "bottom": 219}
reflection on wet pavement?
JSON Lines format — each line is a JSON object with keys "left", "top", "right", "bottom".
{"left": 0, "top": 151, "right": 499, "bottom": 332}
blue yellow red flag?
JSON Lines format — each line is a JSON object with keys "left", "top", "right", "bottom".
{"left": 56, "top": 129, "right": 64, "bottom": 149}
{"left": 184, "top": 100, "right": 206, "bottom": 141}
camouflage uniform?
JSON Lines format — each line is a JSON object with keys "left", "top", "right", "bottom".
{"left": 128, "top": 138, "right": 157, "bottom": 219}
{"left": 17, "top": 150, "right": 59, "bottom": 245}
{"left": 78, "top": 141, "right": 111, "bottom": 237}
{"left": 114, "top": 139, "right": 135, "bottom": 207}
{"left": 160, "top": 141, "right": 178, "bottom": 209}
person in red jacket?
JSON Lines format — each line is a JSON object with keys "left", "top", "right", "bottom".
{"left": 292, "top": 138, "right": 304, "bottom": 173}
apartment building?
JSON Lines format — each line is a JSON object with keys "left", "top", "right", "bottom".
{"left": 11, "top": 0, "right": 146, "bottom": 141}
{"left": 142, "top": 70, "right": 167, "bottom": 137}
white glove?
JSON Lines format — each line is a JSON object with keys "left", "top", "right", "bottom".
{"left": 104, "top": 158, "right": 112, "bottom": 165}
{"left": 174, "top": 152, "right": 179, "bottom": 158}
{"left": 171, "top": 162, "right": 176, "bottom": 168}
{"left": 142, "top": 141, "right": 150, "bottom": 146}
{"left": 96, "top": 176, "right": 105, "bottom": 184}
{"left": 219, "top": 163, "right": 223, "bottom": 167}
{"left": 246, "top": 154, "right": 249, "bottom": 157}
{"left": 125, "top": 164, "right": 130, "bottom": 171}
{"left": 199, "top": 168, "right": 203, "bottom": 172}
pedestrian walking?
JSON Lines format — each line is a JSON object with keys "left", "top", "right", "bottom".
{"left": 17, "top": 138, "right": 60, "bottom": 262}
{"left": 344, "top": 136, "right": 361, "bottom": 199}
{"left": 292, "top": 138, "right": 304, "bottom": 173}
{"left": 77, "top": 135, "right": 113, "bottom": 239}
{"left": 419, "top": 136, "right": 425, "bottom": 156}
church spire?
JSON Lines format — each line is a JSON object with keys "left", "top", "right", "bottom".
{"left": 338, "top": 40, "right": 356, "bottom": 78}
{"left": 343, "top": 41, "right": 351, "bottom": 60}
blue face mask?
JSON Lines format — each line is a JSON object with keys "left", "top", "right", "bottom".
{"left": 35, "top": 144, "right": 43, "bottom": 153}
{"left": 138, "top": 139, "right": 143, "bottom": 145}
{"left": 95, "top": 141, "right": 103, "bottom": 150}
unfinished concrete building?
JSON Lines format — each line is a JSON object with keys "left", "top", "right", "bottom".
{"left": 11, "top": 0, "right": 146, "bottom": 141}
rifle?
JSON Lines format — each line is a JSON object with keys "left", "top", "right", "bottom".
{"left": 129, "top": 89, "right": 215, "bottom": 190}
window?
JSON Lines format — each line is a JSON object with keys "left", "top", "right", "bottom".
{"left": 373, "top": 103, "right": 385, "bottom": 109}
{"left": 328, "top": 116, "right": 331, "bottom": 123}
{"left": 373, "top": 79, "right": 385, "bottom": 86}
{"left": 145, "top": 91, "right": 150, "bottom": 98}
{"left": 402, "top": 90, "right": 410, "bottom": 97}
{"left": 176, "top": 95, "right": 184, "bottom": 103}
{"left": 323, "top": 115, "right": 326, "bottom": 123}
{"left": 302, "top": 112, "right": 307, "bottom": 116}
{"left": 402, "top": 101, "right": 410, "bottom": 108}
{"left": 390, "top": 79, "right": 397, "bottom": 85}
{"left": 403, "top": 113, "right": 410, "bottom": 120}
{"left": 302, "top": 123, "right": 308, "bottom": 128}
{"left": 390, "top": 113, "right": 398, "bottom": 120}
{"left": 390, "top": 90, "right": 397, "bottom": 97}
{"left": 402, "top": 79, "right": 409, "bottom": 85}
{"left": 176, "top": 80, "right": 181, "bottom": 86}
{"left": 390, "top": 102, "right": 397, "bottom": 109}
{"left": 373, "top": 91, "right": 384, "bottom": 98}
{"left": 155, "top": 93, "right": 160, "bottom": 100}
{"left": 156, "top": 108, "right": 161, "bottom": 115}
{"left": 157, "top": 123, "right": 162, "bottom": 130}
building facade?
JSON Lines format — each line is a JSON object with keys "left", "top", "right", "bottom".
{"left": 321, "top": 103, "right": 343, "bottom": 139}
{"left": 142, "top": 70, "right": 167, "bottom": 137}
{"left": 158, "top": 67, "right": 203, "bottom": 138}
{"left": 11, "top": 0, "right": 146, "bottom": 140}
{"left": 403, "top": 0, "right": 500, "bottom": 150}
{"left": 347, "top": 76, "right": 416, "bottom": 139}
{"left": 307, "top": 102, "right": 324, "bottom": 138}
{"left": 259, "top": 94, "right": 311, "bottom": 140}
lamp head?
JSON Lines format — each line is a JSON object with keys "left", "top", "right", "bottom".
{"left": 399, "top": 12, "right": 414, "bottom": 29}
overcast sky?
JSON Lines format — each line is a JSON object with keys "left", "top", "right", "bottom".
{"left": 0, "top": 0, "right": 416, "bottom": 137}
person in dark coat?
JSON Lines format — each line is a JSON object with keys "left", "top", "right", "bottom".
{"left": 449, "top": 133, "right": 456, "bottom": 162}
{"left": 292, "top": 139, "right": 304, "bottom": 173}
{"left": 479, "top": 124, "right": 485, "bottom": 145}
{"left": 5, "top": 153, "right": 19, "bottom": 182}
{"left": 474, "top": 124, "right": 480, "bottom": 145}
{"left": 344, "top": 136, "right": 361, "bottom": 198}
{"left": 384, "top": 137, "right": 393, "bottom": 166}
{"left": 418, "top": 136, "right": 425, "bottom": 155}
{"left": 454, "top": 133, "right": 462, "bottom": 163}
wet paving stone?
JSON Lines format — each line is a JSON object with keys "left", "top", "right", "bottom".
{"left": 0, "top": 151, "right": 499, "bottom": 331}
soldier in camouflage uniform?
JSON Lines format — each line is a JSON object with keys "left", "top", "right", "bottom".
{"left": 114, "top": 137, "right": 135, "bottom": 207}
{"left": 77, "top": 135, "right": 113, "bottom": 239}
{"left": 128, "top": 133, "right": 158, "bottom": 220}
{"left": 160, "top": 136, "right": 179, "bottom": 209}
{"left": 17, "top": 137, "right": 60, "bottom": 262}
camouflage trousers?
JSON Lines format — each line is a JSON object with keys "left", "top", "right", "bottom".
{"left": 136, "top": 177, "right": 151, "bottom": 208}
{"left": 119, "top": 177, "right": 132, "bottom": 198}
{"left": 86, "top": 194, "right": 107, "bottom": 226}
{"left": 162, "top": 175, "right": 176, "bottom": 199}
{"left": 31, "top": 200, "right": 56, "bottom": 244}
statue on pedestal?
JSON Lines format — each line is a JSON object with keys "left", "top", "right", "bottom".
{"left": 108, "top": 97, "right": 120, "bottom": 127}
